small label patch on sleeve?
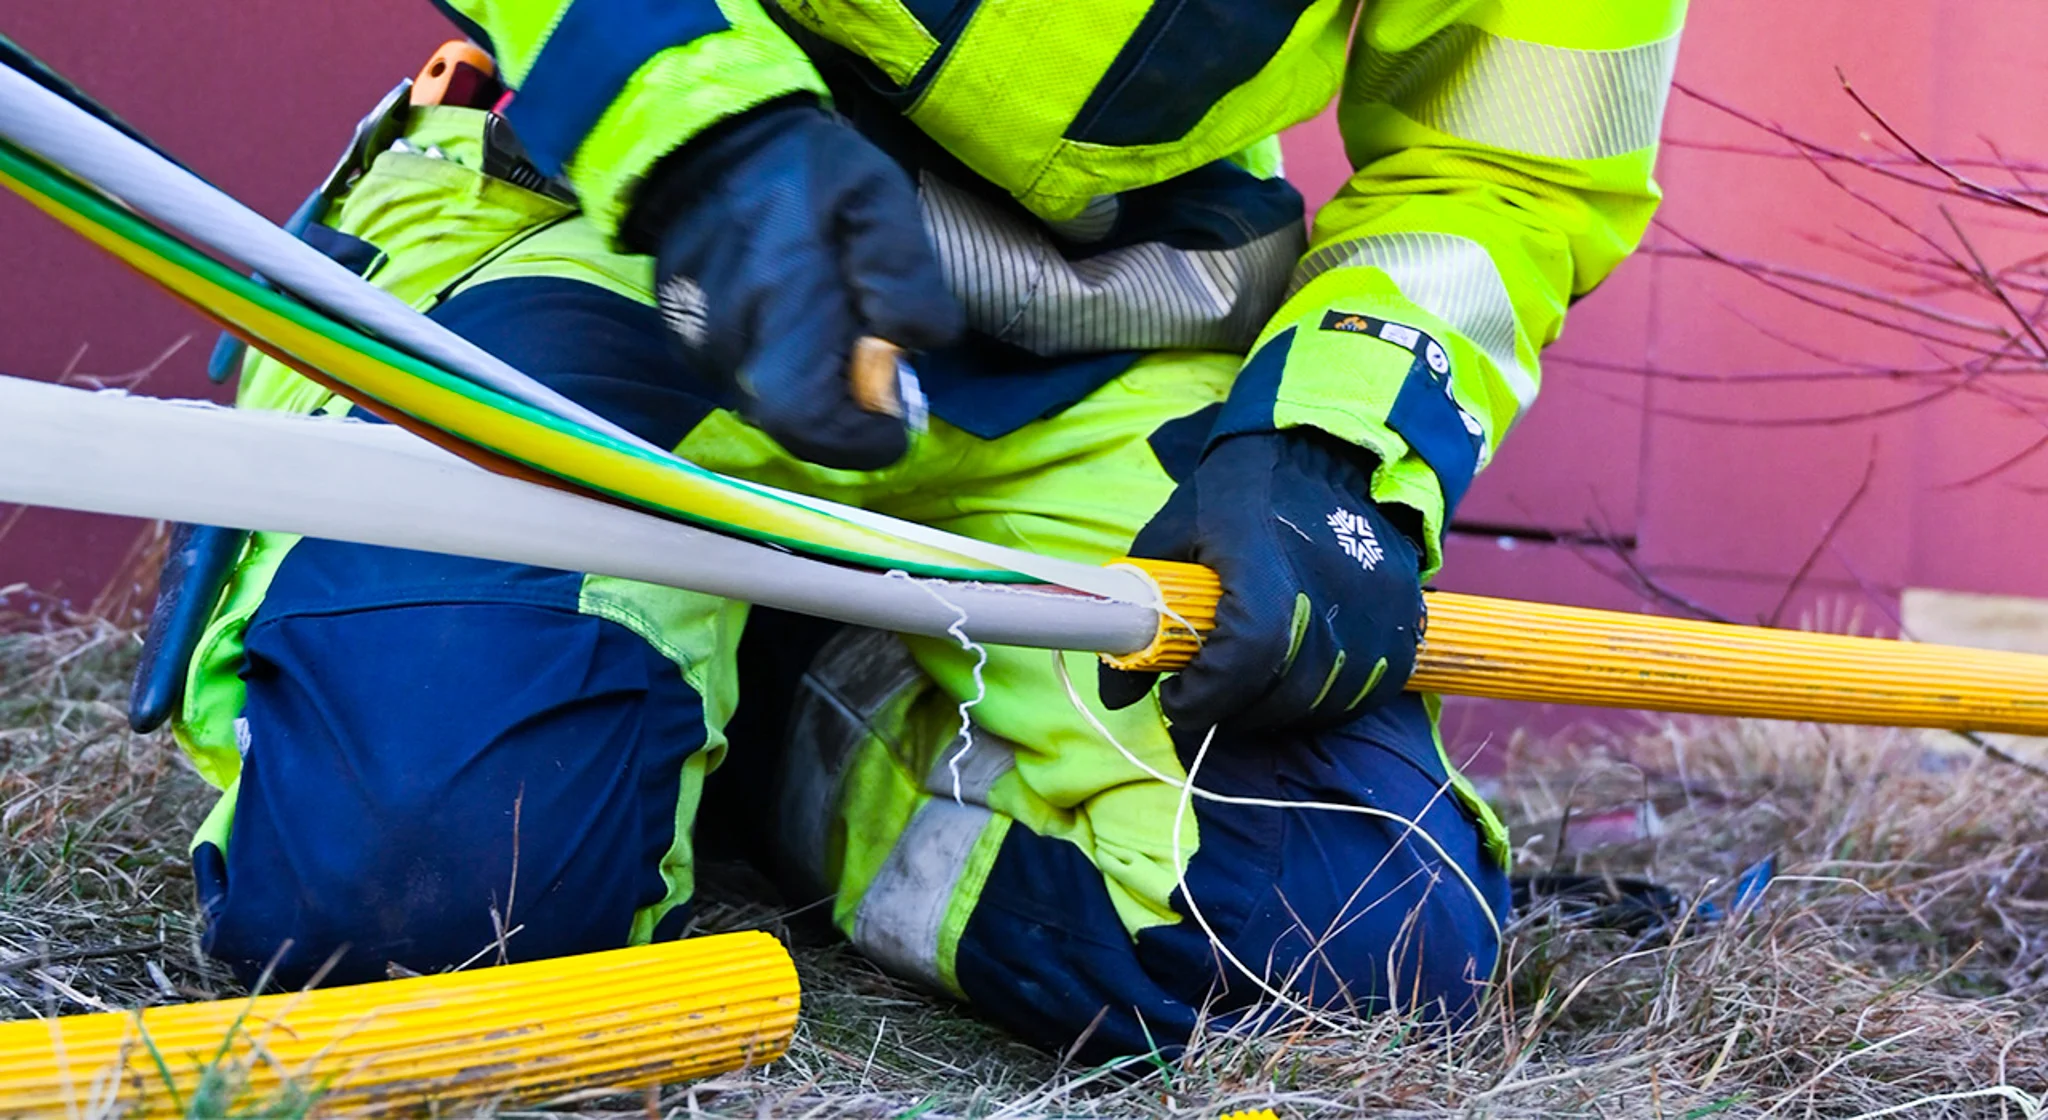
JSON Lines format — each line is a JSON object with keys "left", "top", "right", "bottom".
{"left": 1320, "top": 310, "right": 1434, "bottom": 362}
{"left": 1320, "top": 309, "right": 1488, "bottom": 511}
{"left": 1319, "top": 311, "right": 1458, "bottom": 391}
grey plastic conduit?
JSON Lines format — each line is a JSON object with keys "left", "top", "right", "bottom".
{"left": 0, "top": 375, "right": 1162, "bottom": 655}
{"left": 0, "top": 65, "right": 1146, "bottom": 602}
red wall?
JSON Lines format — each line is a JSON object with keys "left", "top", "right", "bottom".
{"left": 1283, "top": 1, "right": 2048, "bottom": 640}
{"left": 0, "top": 1, "right": 451, "bottom": 615}
{"left": 6, "top": 2, "right": 2048, "bottom": 637}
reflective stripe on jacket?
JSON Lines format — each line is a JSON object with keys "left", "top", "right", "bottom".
{"left": 434, "top": 0, "right": 1683, "bottom": 563}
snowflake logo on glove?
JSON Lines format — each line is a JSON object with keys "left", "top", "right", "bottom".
{"left": 1327, "top": 508, "right": 1384, "bottom": 571}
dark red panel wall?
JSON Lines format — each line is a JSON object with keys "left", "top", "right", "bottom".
{"left": 0, "top": 1, "right": 449, "bottom": 613}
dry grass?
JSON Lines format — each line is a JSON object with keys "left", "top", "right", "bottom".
{"left": 0, "top": 616, "right": 235, "bottom": 1019}
{"left": 1, "top": 614, "right": 2044, "bottom": 1118}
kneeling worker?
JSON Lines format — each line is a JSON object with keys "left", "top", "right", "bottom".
{"left": 164, "top": 0, "right": 1684, "bottom": 1058}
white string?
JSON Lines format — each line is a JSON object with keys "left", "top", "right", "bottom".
{"left": 1050, "top": 651, "right": 1504, "bottom": 1021}
{"left": 884, "top": 558, "right": 1504, "bottom": 1024}
{"left": 888, "top": 571, "right": 989, "bottom": 805}
{"left": 1103, "top": 560, "right": 1209, "bottom": 658}
{"left": 1169, "top": 720, "right": 1346, "bottom": 1031}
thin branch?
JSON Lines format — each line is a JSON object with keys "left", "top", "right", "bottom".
{"left": 0, "top": 940, "right": 165, "bottom": 974}
{"left": 1675, "top": 83, "right": 2027, "bottom": 208}
{"left": 1662, "top": 135, "right": 2048, "bottom": 179}
{"left": 1646, "top": 236, "right": 2008, "bottom": 340}
{"left": 1549, "top": 354, "right": 1968, "bottom": 386}
{"left": 1938, "top": 204, "right": 2048, "bottom": 362}
{"left": 1835, "top": 68, "right": 2048, "bottom": 219}
{"left": 1765, "top": 444, "right": 1878, "bottom": 628}
{"left": 1579, "top": 379, "right": 1974, "bottom": 429}
{"left": 1938, "top": 426, "right": 2048, "bottom": 491}
{"left": 1646, "top": 254, "right": 2017, "bottom": 367}
{"left": 1561, "top": 507, "right": 1736, "bottom": 625}
{"left": 1951, "top": 731, "right": 2048, "bottom": 784}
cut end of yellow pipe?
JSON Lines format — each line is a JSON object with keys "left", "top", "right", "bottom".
{"left": 1101, "top": 558, "right": 1219, "bottom": 672}
{"left": 0, "top": 931, "right": 798, "bottom": 1117}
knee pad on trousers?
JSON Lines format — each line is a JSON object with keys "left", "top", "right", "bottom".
{"left": 769, "top": 627, "right": 931, "bottom": 903}
{"left": 1139, "top": 695, "right": 1508, "bottom": 1027}
{"left": 196, "top": 541, "right": 706, "bottom": 989}
{"left": 954, "top": 695, "right": 1508, "bottom": 1059}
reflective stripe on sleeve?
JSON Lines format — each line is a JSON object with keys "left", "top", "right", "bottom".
{"left": 1291, "top": 231, "right": 1538, "bottom": 413}
{"left": 920, "top": 173, "right": 1305, "bottom": 356}
{"left": 1350, "top": 26, "right": 1680, "bottom": 162}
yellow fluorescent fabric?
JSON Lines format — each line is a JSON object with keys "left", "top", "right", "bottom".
{"left": 907, "top": 0, "right": 1156, "bottom": 209}
{"left": 1348, "top": 26, "right": 1682, "bottom": 162}
{"left": 1013, "top": 0, "right": 1353, "bottom": 218}
{"left": 160, "top": 0, "right": 1674, "bottom": 941}
{"left": 442, "top": 0, "right": 576, "bottom": 86}
{"left": 1476, "top": 0, "right": 1689, "bottom": 51}
{"left": 460, "top": 0, "right": 1359, "bottom": 223}
{"left": 684, "top": 353, "right": 1229, "bottom": 937}
{"left": 450, "top": 0, "right": 825, "bottom": 237}
{"left": 773, "top": 0, "right": 939, "bottom": 87}
{"left": 571, "top": 0, "right": 826, "bottom": 235}
{"left": 903, "top": 0, "right": 1354, "bottom": 219}
{"left": 1255, "top": 0, "right": 1684, "bottom": 555}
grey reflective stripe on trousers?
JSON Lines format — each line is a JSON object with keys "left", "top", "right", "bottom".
{"left": 856, "top": 730, "right": 1018, "bottom": 988}
{"left": 926, "top": 728, "right": 1018, "bottom": 805}
{"left": 851, "top": 797, "right": 995, "bottom": 989}
{"left": 1349, "top": 25, "right": 1681, "bottom": 162}
{"left": 920, "top": 173, "right": 1305, "bottom": 356}
{"left": 1290, "top": 230, "right": 1538, "bottom": 415}
{"left": 775, "top": 626, "right": 1017, "bottom": 991}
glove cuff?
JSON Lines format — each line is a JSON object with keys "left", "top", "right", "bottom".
{"left": 620, "top": 94, "right": 821, "bottom": 254}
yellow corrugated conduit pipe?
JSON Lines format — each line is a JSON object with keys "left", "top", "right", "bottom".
{"left": 0, "top": 933, "right": 797, "bottom": 1116}
{"left": 1113, "top": 559, "right": 2048, "bottom": 735}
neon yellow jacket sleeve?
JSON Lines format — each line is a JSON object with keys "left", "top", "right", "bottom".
{"left": 1214, "top": 0, "right": 1685, "bottom": 575}
{"left": 439, "top": 0, "right": 825, "bottom": 237}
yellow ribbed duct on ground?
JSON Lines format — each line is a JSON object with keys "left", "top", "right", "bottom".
{"left": 0, "top": 932, "right": 797, "bottom": 1116}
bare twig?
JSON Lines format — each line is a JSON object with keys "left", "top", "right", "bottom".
{"left": 1765, "top": 443, "right": 1878, "bottom": 628}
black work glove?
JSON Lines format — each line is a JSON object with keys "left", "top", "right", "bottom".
{"left": 1099, "top": 431, "right": 1427, "bottom": 734}
{"left": 627, "top": 100, "right": 963, "bottom": 470}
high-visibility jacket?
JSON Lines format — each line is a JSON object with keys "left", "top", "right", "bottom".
{"left": 434, "top": 0, "right": 1684, "bottom": 566}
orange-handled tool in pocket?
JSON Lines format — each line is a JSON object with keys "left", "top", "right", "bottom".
{"left": 411, "top": 40, "right": 499, "bottom": 109}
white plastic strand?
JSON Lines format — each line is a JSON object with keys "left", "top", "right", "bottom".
{"left": 0, "top": 63, "right": 648, "bottom": 452}
{"left": 1048, "top": 650, "right": 1504, "bottom": 1029}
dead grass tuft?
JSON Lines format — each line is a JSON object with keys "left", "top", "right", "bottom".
{"left": 0, "top": 615, "right": 233, "bottom": 1021}
{"left": 1, "top": 613, "right": 2044, "bottom": 1117}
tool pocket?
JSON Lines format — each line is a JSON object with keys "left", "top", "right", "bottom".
{"left": 324, "top": 106, "right": 579, "bottom": 310}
